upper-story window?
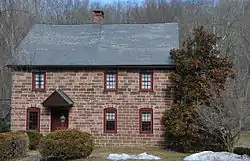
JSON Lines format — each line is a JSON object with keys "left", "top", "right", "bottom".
{"left": 139, "top": 72, "right": 153, "bottom": 91}
{"left": 32, "top": 72, "right": 46, "bottom": 91}
{"left": 104, "top": 71, "right": 118, "bottom": 91}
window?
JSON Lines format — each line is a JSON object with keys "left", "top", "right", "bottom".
{"left": 26, "top": 108, "right": 40, "bottom": 131}
{"left": 139, "top": 72, "right": 153, "bottom": 91}
{"left": 104, "top": 108, "right": 117, "bottom": 133}
{"left": 32, "top": 72, "right": 46, "bottom": 91}
{"left": 104, "top": 71, "right": 118, "bottom": 91}
{"left": 139, "top": 108, "right": 153, "bottom": 134}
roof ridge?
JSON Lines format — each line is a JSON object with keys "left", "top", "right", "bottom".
{"left": 34, "top": 22, "right": 178, "bottom": 27}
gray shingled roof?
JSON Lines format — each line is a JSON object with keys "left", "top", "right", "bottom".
{"left": 12, "top": 23, "right": 179, "bottom": 66}
{"left": 55, "top": 89, "right": 74, "bottom": 105}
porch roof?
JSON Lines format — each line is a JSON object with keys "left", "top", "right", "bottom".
{"left": 42, "top": 89, "right": 73, "bottom": 108}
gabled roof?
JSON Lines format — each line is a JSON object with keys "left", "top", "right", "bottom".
{"left": 42, "top": 89, "right": 73, "bottom": 108}
{"left": 11, "top": 23, "right": 179, "bottom": 67}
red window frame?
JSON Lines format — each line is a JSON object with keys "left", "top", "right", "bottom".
{"left": 139, "top": 72, "right": 153, "bottom": 92}
{"left": 26, "top": 107, "right": 40, "bottom": 132}
{"left": 32, "top": 72, "right": 46, "bottom": 91}
{"left": 139, "top": 108, "right": 153, "bottom": 134}
{"left": 104, "top": 107, "right": 117, "bottom": 133}
{"left": 104, "top": 71, "right": 118, "bottom": 91}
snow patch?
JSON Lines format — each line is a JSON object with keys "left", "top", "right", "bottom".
{"left": 107, "top": 152, "right": 161, "bottom": 160}
{"left": 184, "top": 151, "right": 250, "bottom": 161}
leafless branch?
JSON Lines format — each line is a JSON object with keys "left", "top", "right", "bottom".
{"left": 196, "top": 70, "right": 250, "bottom": 152}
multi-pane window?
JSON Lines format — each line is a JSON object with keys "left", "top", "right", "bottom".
{"left": 140, "top": 72, "right": 153, "bottom": 91}
{"left": 106, "top": 112, "right": 115, "bottom": 130}
{"left": 27, "top": 108, "right": 40, "bottom": 131}
{"left": 104, "top": 108, "right": 117, "bottom": 133}
{"left": 32, "top": 72, "right": 46, "bottom": 91}
{"left": 104, "top": 72, "right": 117, "bottom": 90}
{"left": 139, "top": 108, "right": 153, "bottom": 133}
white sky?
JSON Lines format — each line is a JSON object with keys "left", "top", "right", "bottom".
{"left": 89, "top": 0, "right": 218, "bottom": 5}
{"left": 90, "top": 0, "right": 143, "bottom": 4}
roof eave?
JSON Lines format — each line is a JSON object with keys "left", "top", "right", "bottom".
{"left": 7, "top": 64, "right": 176, "bottom": 70}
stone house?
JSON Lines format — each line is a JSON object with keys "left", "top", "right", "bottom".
{"left": 8, "top": 10, "right": 179, "bottom": 147}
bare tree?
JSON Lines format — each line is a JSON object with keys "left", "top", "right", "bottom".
{"left": 196, "top": 69, "right": 250, "bottom": 152}
{"left": 207, "top": 0, "right": 250, "bottom": 84}
{"left": 0, "top": 0, "right": 35, "bottom": 119}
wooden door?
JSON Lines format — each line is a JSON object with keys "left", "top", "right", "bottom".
{"left": 51, "top": 109, "right": 69, "bottom": 131}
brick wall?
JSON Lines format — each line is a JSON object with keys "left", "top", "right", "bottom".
{"left": 11, "top": 69, "right": 173, "bottom": 147}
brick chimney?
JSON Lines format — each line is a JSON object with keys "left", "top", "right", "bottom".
{"left": 92, "top": 10, "right": 104, "bottom": 24}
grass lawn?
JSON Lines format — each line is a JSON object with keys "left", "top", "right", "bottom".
{"left": 16, "top": 131, "right": 250, "bottom": 161}
{"left": 73, "top": 147, "right": 188, "bottom": 161}
{"left": 17, "top": 147, "right": 188, "bottom": 161}
{"left": 236, "top": 131, "right": 250, "bottom": 148}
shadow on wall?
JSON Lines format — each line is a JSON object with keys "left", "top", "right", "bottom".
{"left": 0, "top": 98, "right": 11, "bottom": 133}
{"left": 0, "top": 98, "right": 11, "bottom": 121}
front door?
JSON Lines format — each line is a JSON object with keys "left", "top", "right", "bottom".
{"left": 51, "top": 109, "right": 69, "bottom": 131}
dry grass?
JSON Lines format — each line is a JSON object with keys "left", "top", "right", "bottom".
{"left": 11, "top": 150, "right": 40, "bottom": 161}
{"left": 236, "top": 131, "right": 250, "bottom": 148}
{"left": 73, "top": 147, "right": 188, "bottom": 161}
{"left": 16, "top": 131, "right": 250, "bottom": 161}
{"left": 16, "top": 147, "right": 188, "bottom": 161}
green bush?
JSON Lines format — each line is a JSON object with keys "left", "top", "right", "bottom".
{"left": 39, "top": 129, "right": 94, "bottom": 161}
{"left": 0, "top": 131, "right": 29, "bottom": 160}
{"left": 234, "top": 147, "right": 250, "bottom": 156}
{"left": 27, "top": 131, "right": 43, "bottom": 150}
{"left": 0, "top": 120, "right": 10, "bottom": 133}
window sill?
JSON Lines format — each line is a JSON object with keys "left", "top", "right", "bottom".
{"left": 32, "top": 89, "right": 46, "bottom": 92}
{"left": 104, "top": 130, "right": 117, "bottom": 134}
{"left": 27, "top": 129, "right": 40, "bottom": 132}
{"left": 139, "top": 89, "right": 154, "bottom": 92}
{"left": 140, "top": 131, "right": 153, "bottom": 134}
{"left": 103, "top": 89, "right": 118, "bottom": 92}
